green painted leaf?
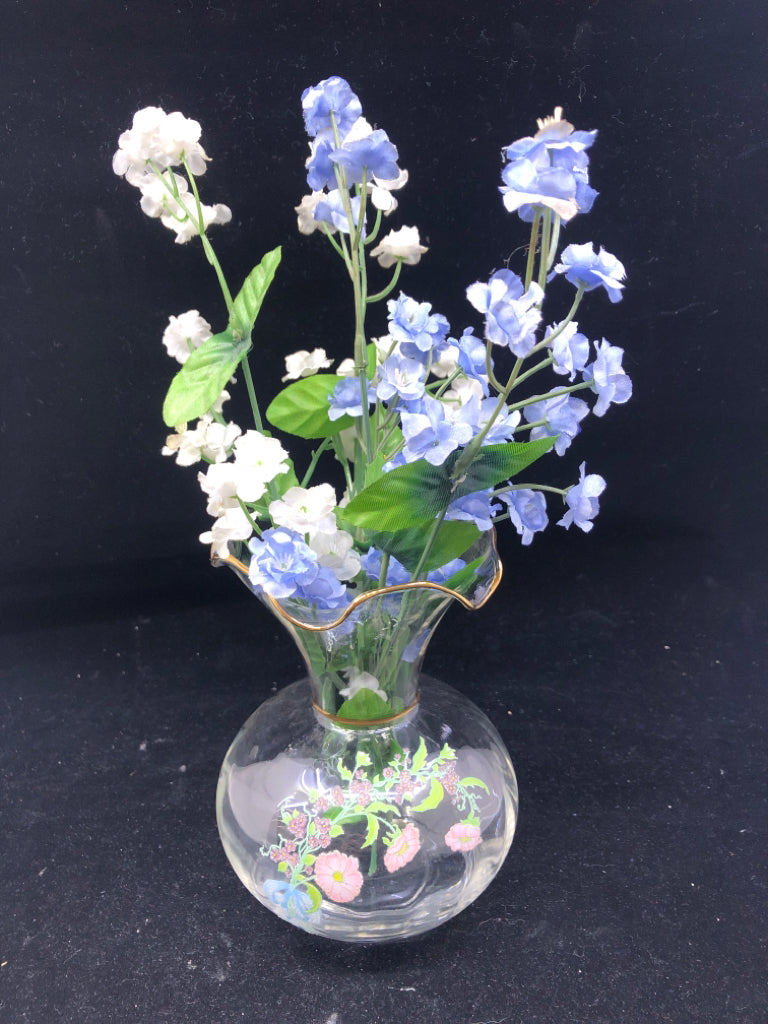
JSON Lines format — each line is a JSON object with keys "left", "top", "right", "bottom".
{"left": 336, "top": 688, "right": 392, "bottom": 722}
{"left": 459, "top": 776, "right": 490, "bottom": 792}
{"left": 329, "top": 824, "right": 344, "bottom": 838}
{"left": 304, "top": 882, "right": 323, "bottom": 913}
{"left": 162, "top": 328, "right": 250, "bottom": 427}
{"left": 362, "top": 814, "right": 380, "bottom": 849}
{"left": 410, "top": 778, "right": 445, "bottom": 813}
{"left": 302, "top": 854, "right": 317, "bottom": 867}
{"left": 266, "top": 374, "right": 355, "bottom": 439}
{"left": 411, "top": 737, "right": 428, "bottom": 771}
{"left": 364, "top": 801, "right": 394, "bottom": 815}
{"left": 229, "top": 246, "right": 282, "bottom": 338}
{"left": 343, "top": 437, "right": 556, "bottom": 532}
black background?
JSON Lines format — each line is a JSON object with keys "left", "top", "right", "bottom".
{"left": 2, "top": 1, "right": 766, "bottom": 1022}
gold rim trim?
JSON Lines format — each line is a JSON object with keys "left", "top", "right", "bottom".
{"left": 212, "top": 531, "right": 502, "bottom": 633}
{"left": 312, "top": 693, "right": 421, "bottom": 728}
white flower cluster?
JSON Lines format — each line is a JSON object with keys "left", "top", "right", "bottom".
{"left": 269, "top": 484, "right": 361, "bottom": 581}
{"left": 113, "top": 107, "right": 231, "bottom": 244}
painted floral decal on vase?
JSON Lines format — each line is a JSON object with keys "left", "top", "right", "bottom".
{"left": 260, "top": 737, "right": 489, "bottom": 919}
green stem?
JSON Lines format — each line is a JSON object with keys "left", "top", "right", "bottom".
{"left": 524, "top": 211, "right": 541, "bottom": 291}
{"left": 367, "top": 260, "right": 403, "bottom": 303}
{"left": 300, "top": 437, "right": 334, "bottom": 488}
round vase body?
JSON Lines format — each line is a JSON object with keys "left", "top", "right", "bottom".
{"left": 217, "top": 676, "right": 517, "bottom": 942}
{"left": 215, "top": 535, "right": 518, "bottom": 942}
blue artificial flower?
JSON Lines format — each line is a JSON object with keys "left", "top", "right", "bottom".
{"left": 361, "top": 547, "right": 412, "bottom": 586}
{"left": 500, "top": 108, "right": 598, "bottom": 223}
{"left": 248, "top": 527, "right": 319, "bottom": 599}
{"left": 400, "top": 396, "right": 474, "bottom": 466}
{"left": 328, "top": 376, "right": 375, "bottom": 420}
{"left": 445, "top": 490, "right": 500, "bottom": 532}
{"left": 302, "top": 76, "right": 362, "bottom": 139}
{"left": 466, "top": 270, "right": 543, "bottom": 358}
{"left": 375, "top": 353, "right": 427, "bottom": 404}
{"left": 305, "top": 137, "right": 336, "bottom": 191}
{"left": 546, "top": 321, "right": 590, "bottom": 381}
{"left": 314, "top": 189, "right": 364, "bottom": 235}
{"left": 582, "top": 339, "right": 633, "bottom": 417}
{"left": 524, "top": 393, "right": 590, "bottom": 456}
{"left": 557, "top": 462, "right": 606, "bottom": 533}
{"left": 330, "top": 129, "right": 400, "bottom": 185}
{"left": 477, "top": 396, "right": 520, "bottom": 444}
{"left": 553, "top": 243, "right": 626, "bottom": 303}
{"left": 499, "top": 488, "right": 548, "bottom": 545}
{"left": 427, "top": 557, "right": 467, "bottom": 584}
{"left": 455, "top": 328, "right": 490, "bottom": 395}
{"left": 387, "top": 293, "right": 450, "bottom": 354}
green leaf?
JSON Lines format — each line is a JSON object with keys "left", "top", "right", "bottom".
{"left": 442, "top": 553, "right": 487, "bottom": 593}
{"left": 229, "top": 246, "right": 282, "bottom": 338}
{"left": 362, "top": 814, "right": 380, "bottom": 849}
{"left": 343, "top": 437, "right": 556, "bottom": 533}
{"left": 162, "top": 328, "right": 250, "bottom": 427}
{"left": 361, "top": 520, "right": 481, "bottom": 575}
{"left": 411, "top": 737, "right": 428, "bottom": 771}
{"left": 266, "top": 374, "right": 355, "bottom": 439}
{"left": 303, "top": 882, "right": 323, "bottom": 914}
{"left": 336, "top": 688, "right": 392, "bottom": 722}
{"left": 302, "top": 854, "right": 317, "bottom": 867}
{"left": 459, "top": 776, "right": 490, "bottom": 792}
{"left": 411, "top": 778, "right": 445, "bottom": 813}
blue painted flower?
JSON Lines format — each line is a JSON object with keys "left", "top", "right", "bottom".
{"left": 582, "top": 339, "right": 633, "bottom": 417}
{"left": 302, "top": 76, "right": 362, "bottom": 139}
{"left": 524, "top": 394, "right": 590, "bottom": 456}
{"left": 387, "top": 293, "right": 450, "bottom": 354}
{"left": 553, "top": 243, "right": 626, "bottom": 303}
{"left": 330, "top": 129, "right": 400, "bottom": 185}
{"left": 466, "top": 269, "right": 543, "bottom": 358}
{"left": 263, "top": 879, "right": 315, "bottom": 920}
{"left": 500, "top": 489, "right": 548, "bottom": 545}
{"left": 328, "top": 376, "right": 375, "bottom": 420}
{"left": 400, "top": 396, "right": 474, "bottom": 466}
{"left": 557, "top": 462, "right": 606, "bottom": 533}
{"left": 314, "top": 189, "right": 364, "bottom": 235}
{"left": 375, "top": 353, "right": 426, "bottom": 403}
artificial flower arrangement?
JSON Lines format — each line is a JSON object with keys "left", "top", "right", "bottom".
{"left": 113, "top": 76, "right": 631, "bottom": 937}
{"left": 112, "top": 76, "right": 631, "bottom": 718}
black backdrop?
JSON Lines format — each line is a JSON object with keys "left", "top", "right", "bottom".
{"left": 2, "top": 2, "right": 766, "bottom": 1022}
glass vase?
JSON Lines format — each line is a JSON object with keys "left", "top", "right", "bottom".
{"left": 214, "top": 534, "right": 518, "bottom": 943}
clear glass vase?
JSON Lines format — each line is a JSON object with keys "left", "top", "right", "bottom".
{"left": 214, "top": 534, "right": 518, "bottom": 943}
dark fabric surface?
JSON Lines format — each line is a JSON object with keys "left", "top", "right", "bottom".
{"left": 2, "top": 0, "right": 766, "bottom": 1021}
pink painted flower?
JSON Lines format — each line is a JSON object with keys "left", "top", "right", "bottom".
{"left": 313, "top": 850, "right": 364, "bottom": 903}
{"left": 384, "top": 822, "right": 421, "bottom": 873}
{"left": 444, "top": 821, "right": 483, "bottom": 853}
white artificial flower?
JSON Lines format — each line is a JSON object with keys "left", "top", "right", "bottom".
{"left": 339, "top": 669, "right": 387, "bottom": 702}
{"left": 442, "top": 376, "right": 486, "bottom": 409}
{"left": 113, "top": 106, "right": 209, "bottom": 187}
{"left": 139, "top": 171, "right": 231, "bottom": 244}
{"left": 231, "top": 431, "right": 291, "bottom": 503}
{"left": 336, "top": 357, "right": 356, "bottom": 377}
{"left": 269, "top": 483, "right": 337, "bottom": 537}
{"left": 368, "top": 168, "right": 409, "bottom": 214}
{"left": 295, "top": 192, "right": 331, "bottom": 235}
{"left": 198, "top": 505, "right": 253, "bottom": 559}
{"left": 162, "top": 309, "right": 213, "bottom": 364}
{"left": 198, "top": 461, "right": 239, "bottom": 517}
{"left": 282, "top": 348, "right": 333, "bottom": 381}
{"left": 373, "top": 334, "right": 400, "bottom": 363}
{"left": 162, "top": 415, "right": 241, "bottom": 466}
{"left": 309, "top": 529, "right": 361, "bottom": 581}
{"left": 429, "top": 343, "right": 460, "bottom": 379}
{"left": 369, "top": 226, "right": 428, "bottom": 268}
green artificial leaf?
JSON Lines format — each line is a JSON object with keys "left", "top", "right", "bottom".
{"left": 304, "top": 883, "right": 323, "bottom": 913}
{"left": 442, "top": 553, "right": 487, "bottom": 593}
{"left": 336, "top": 688, "right": 392, "bottom": 722}
{"left": 229, "top": 246, "right": 282, "bottom": 339}
{"left": 459, "top": 776, "right": 490, "bottom": 792}
{"left": 411, "top": 778, "right": 445, "bottom": 813}
{"left": 266, "top": 374, "right": 355, "bottom": 439}
{"left": 361, "top": 520, "right": 481, "bottom": 575}
{"left": 162, "top": 328, "right": 250, "bottom": 427}
{"left": 411, "top": 737, "right": 428, "bottom": 772}
{"left": 343, "top": 436, "right": 556, "bottom": 533}
{"left": 362, "top": 815, "right": 380, "bottom": 849}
